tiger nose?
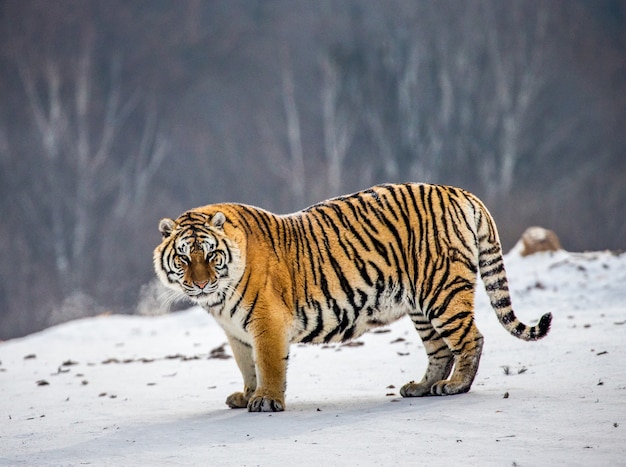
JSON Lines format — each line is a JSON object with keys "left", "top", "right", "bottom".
{"left": 194, "top": 280, "right": 209, "bottom": 289}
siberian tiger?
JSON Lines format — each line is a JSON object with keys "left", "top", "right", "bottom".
{"left": 153, "top": 183, "right": 551, "bottom": 412}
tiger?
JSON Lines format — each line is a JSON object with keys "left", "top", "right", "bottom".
{"left": 153, "top": 183, "right": 551, "bottom": 412}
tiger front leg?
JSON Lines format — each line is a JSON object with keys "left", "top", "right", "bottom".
{"left": 246, "top": 314, "right": 290, "bottom": 412}
{"left": 225, "top": 334, "right": 257, "bottom": 409}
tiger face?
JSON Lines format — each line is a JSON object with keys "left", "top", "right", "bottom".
{"left": 153, "top": 211, "right": 242, "bottom": 309}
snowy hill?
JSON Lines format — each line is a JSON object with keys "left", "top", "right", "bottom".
{"left": 1, "top": 249, "right": 625, "bottom": 466}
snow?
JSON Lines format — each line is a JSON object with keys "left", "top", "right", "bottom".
{"left": 1, "top": 248, "right": 625, "bottom": 466}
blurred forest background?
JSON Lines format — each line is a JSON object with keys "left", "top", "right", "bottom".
{"left": 1, "top": 0, "right": 625, "bottom": 339}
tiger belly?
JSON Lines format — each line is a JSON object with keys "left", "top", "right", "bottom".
{"left": 289, "top": 289, "right": 414, "bottom": 344}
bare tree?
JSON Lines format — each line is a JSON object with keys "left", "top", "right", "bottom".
{"left": 359, "top": 33, "right": 450, "bottom": 185}
{"left": 280, "top": 48, "right": 307, "bottom": 208}
{"left": 257, "top": 47, "right": 307, "bottom": 210}
{"left": 18, "top": 43, "right": 167, "bottom": 306}
{"left": 475, "top": 1, "right": 553, "bottom": 199}
{"left": 320, "top": 53, "right": 356, "bottom": 196}
{"left": 19, "top": 58, "right": 71, "bottom": 287}
{"left": 354, "top": 1, "right": 582, "bottom": 200}
{"left": 114, "top": 96, "right": 169, "bottom": 219}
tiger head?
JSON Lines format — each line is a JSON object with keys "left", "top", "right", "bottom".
{"left": 153, "top": 210, "right": 243, "bottom": 309}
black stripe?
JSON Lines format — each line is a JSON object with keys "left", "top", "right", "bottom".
{"left": 296, "top": 302, "right": 308, "bottom": 331}
{"left": 300, "top": 215, "right": 322, "bottom": 286}
{"left": 242, "top": 291, "right": 260, "bottom": 330}
{"left": 537, "top": 313, "right": 552, "bottom": 337}
{"left": 501, "top": 310, "right": 516, "bottom": 325}
{"left": 492, "top": 296, "right": 512, "bottom": 309}
{"left": 300, "top": 300, "right": 324, "bottom": 343}
{"left": 249, "top": 209, "right": 279, "bottom": 256}
{"left": 230, "top": 268, "right": 252, "bottom": 317}
{"left": 484, "top": 276, "right": 508, "bottom": 291}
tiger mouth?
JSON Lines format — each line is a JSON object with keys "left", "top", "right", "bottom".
{"left": 184, "top": 281, "right": 223, "bottom": 300}
{"left": 188, "top": 288, "right": 217, "bottom": 298}
{"left": 192, "top": 290, "right": 226, "bottom": 308}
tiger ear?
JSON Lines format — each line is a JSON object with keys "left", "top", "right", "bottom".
{"left": 159, "top": 218, "right": 176, "bottom": 238}
{"left": 211, "top": 212, "right": 226, "bottom": 229}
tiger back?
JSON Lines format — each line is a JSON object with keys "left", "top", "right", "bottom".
{"left": 153, "top": 183, "right": 551, "bottom": 412}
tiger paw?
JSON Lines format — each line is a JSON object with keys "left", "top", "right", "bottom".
{"left": 400, "top": 381, "right": 431, "bottom": 397}
{"left": 226, "top": 391, "right": 250, "bottom": 409}
{"left": 429, "top": 380, "right": 471, "bottom": 396}
{"left": 247, "top": 395, "right": 285, "bottom": 412}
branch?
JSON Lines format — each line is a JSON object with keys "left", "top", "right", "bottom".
{"left": 280, "top": 47, "right": 306, "bottom": 204}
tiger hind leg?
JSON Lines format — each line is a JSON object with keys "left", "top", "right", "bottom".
{"left": 429, "top": 292, "right": 484, "bottom": 395}
{"left": 400, "top": 315, "right": 455, "bottom": 397}
{"left": 402, "top": 287, "right": 484, "bottom": 397}
{"left": 430, "top": 326, "right": 483, "bottom": 396}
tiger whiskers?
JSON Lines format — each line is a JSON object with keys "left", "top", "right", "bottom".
{"left": 158, "top": 287, "right": 188, "bottom": 312}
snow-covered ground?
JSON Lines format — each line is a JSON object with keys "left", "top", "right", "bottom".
{"left": 1, "top": 247, "right": 625, "bottom": 466}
